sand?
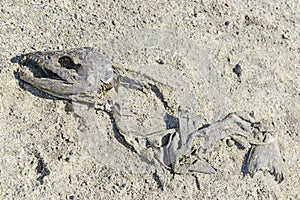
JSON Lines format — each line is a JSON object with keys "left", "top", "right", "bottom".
{"left": 1, "top": 0, "right": 299, "bottom": 199}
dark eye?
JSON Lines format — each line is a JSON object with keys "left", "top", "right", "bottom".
{"left": 58, "top": 56, "right": 81, "bottom": 71}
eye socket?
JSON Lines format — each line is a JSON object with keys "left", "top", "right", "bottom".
{"left": 58, "top": 56, "right": 81, "bottom": 71}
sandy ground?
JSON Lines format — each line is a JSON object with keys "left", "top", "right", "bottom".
{"left": 1, "top": 0, "right": 299, "bottom": 199}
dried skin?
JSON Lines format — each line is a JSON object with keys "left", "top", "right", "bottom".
{"left": 115, "top": 101, "right": 285, "bottom": 182}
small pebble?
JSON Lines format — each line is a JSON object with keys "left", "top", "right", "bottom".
{"left": 156, "top": 58, "right": 164, "bottom": 65}
{"left": 233, "top": 64, "right": 242, "bottom": 78}
{"left": 225, "top": 21, "right": 230, "bottom": 26}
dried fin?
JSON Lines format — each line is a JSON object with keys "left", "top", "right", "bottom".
{"left": 246, "top": 142, "right": 284, "bottom": 183}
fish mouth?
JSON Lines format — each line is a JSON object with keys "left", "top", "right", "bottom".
{"left": 19, "top": 53, "right": 69, "bottom": 81}
{"left": 21, "top": 53, "right": 50, "bottom": 76}
{"left": 17, "top": 53, "right": 79, "bottom": 100}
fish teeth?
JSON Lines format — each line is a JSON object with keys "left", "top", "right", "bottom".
{"left": 29, "top": 55, "right": 40, "bottom": 62}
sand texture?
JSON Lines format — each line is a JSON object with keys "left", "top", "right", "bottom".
{"left": 1, "top": 0, "right": 299, "bottom": 199}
